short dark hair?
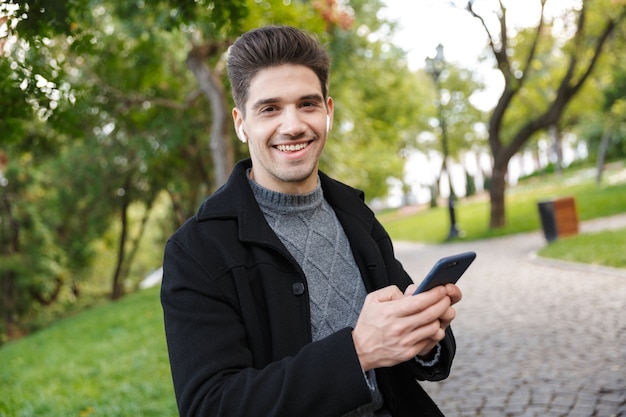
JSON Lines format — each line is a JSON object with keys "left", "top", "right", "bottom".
{"left": 227, "top": 25, "right": 331, "bottom": 114}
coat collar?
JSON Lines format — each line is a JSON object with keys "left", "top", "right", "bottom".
{"left": 195, "top": 158, "right": 376, "bottom": 244}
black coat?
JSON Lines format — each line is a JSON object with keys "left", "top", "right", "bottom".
{"left": 161, "top": 159, "right": 455, "bottom": 417}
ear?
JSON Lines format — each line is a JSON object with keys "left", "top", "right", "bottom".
{"left": 233, "top": 107, "right": 247, "bottom": 143}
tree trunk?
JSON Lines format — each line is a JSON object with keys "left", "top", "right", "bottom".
{"left": 187, "top": 43, "right": 234, "bottom": 189}
{"left": 532, "top": 148, "right": 541, "bottom": 173}
{"left": 29, "top": 276, "right": 63, "bottom": 306}
{"left": 123, "top": 199, "right": 155, "bottom": 291}
{"left": 549, "top": 124, "right": 563, "bottom": 174}
{"left": 596, "top": 120, "right": 613, "bottom": 184}
{"left": 0, "top": 171, "right": 20, "bottom": 339}
{"left": 111, "top": 177, "right": 131, "bottom": 300}
{"left": 1, "top": 271, "right": 16, "bottom": 339}
{"left": 489, "top": 162, "right": 508, "bottom": 229}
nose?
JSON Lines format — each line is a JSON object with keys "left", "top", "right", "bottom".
{"left": 278, "top": 108, "right": 307, "bottom": 137}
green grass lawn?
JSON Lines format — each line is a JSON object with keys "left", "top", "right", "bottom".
{"left": 0, "top": 286, "right": 178, "bottom": 417}
{"left": 537, "top": 228, "right": 626, "bottom": 268}
{"left": 379, "top": 165, "right": 626, "bottom": 245}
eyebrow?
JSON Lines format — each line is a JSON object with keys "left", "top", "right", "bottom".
{"left": 250, "top": 94, "right": 324, "bottom": 111}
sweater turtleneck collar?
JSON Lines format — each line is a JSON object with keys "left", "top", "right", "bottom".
{"left": 247, "top": 169, "right": 323, "bottom": 214}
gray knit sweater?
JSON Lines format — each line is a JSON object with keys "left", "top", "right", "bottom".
{"left": 248, "top": 175, "right": 390, "bottom": 417}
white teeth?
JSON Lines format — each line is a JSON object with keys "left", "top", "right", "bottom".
{"left": 276, "top": 142, "right": 308, "bottom": 152}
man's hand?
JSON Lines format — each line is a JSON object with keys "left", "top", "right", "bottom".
{"left": 352, "top": 284, "right": 462, "bottom": 371}
{"left": 409, "top": 283, "right": 461, "bottom": 357}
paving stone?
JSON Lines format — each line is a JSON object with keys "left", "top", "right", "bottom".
{"left": 397, "top": 214, "right": 626, "bottom": 417}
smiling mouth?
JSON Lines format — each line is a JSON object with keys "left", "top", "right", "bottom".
{"left": 275, "top": 142, "right": 310, "bottom": 152}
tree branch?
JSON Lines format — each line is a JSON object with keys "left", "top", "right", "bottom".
{"left": 517, "top": 0, "right": 546, "bottom": 87}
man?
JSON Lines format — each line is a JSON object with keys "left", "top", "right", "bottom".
{"left": 161, "top": 25, "right": 462, "bottom": 417}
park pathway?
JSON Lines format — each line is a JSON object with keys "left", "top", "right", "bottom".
{"left": 393, "top": 214, "right": 626, "bottom": 417}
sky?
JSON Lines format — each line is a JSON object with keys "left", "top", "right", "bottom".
{"left": 379, "top": 0, "right": 580, "bottom": 109}
{"left": 380, "top": 0, "right": 489, "bottom": 71}
{"left": 380, "top": 0, "right": 579, "bottom": 69}
{"left": 379, "top": 0, "right": 504, "bottom": 110}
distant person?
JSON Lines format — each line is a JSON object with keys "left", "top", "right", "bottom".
{"left": 161, "top": 25, "right": 462, "bottom": 417}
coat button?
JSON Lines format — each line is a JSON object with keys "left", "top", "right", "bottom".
{"left": 292, "top": 283, "right": 305, "bottom": 295}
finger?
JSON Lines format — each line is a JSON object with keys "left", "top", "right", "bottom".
{"left": 439, "top": 306, "right": 456, "bottom": 329}
{"left": 417, "top": 342, "right": 439, "bottom": 357}
{"left": 445, "top": 284, "right": 463, "bottom": 305}
{"left": 394, "top": 297, "right": 450, "bottom": 342}
{"left": 370, "top": 285, "right": 404, "bottom": 302}
{"left": 417, "top": 331, "right": 446, "bottom": 357}
{"left": 396, "top": 286, "right": 448, "bottom": 317}
{"left": 417, "top": 292, "right": 451, "bottom": 323}
{"left": 407, "top": 320, "right": 445, "bottom": 356}
{"left": 404, "top": 284, "right": 418, "bottom": 296}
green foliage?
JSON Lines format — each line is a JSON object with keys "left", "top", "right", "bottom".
{"left": 165, "top": 0, "right": 248, "bottom": 34}
{"left": 562, "top": 4, "right": 626, "bottom": 163}
{"left": 0, "top": 0, "right": 207, "bottom": 338}
{"left": 501, "top": 22, "right": 567, "bottom": 135}
{"left": 432, "top": 64, "right": 487, "bottom": 157}
{"left": 0, "top": 134, "right": 124, "bottom": 338}
{"left": 8, "top": 0, "right": 84, "bottom": 38}
{"left": 0, "top": 286, "right": 177, "bottom": 417}
{"left": 575, "top": 45, "right": 626, "bottom": 161}
{"left": 465, "top": 170, "right": 476, "bottom": 197}
{"left": 0, "top": 58, "right": 31, "bottom": 142}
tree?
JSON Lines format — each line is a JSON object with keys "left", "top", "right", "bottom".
{"left": 163, "top": 0, "right": 248, "bottom": 188}
{"left": 467, "top": 0, "right": 626, "bottom": 228}
{"left": 0, "top": 0, "right": 198, "bottom": 329}
{"left": 0, "top": 0, "right": 90, "bottom": 339}
{"left": 579, "top": 60, "right": 626, "bottom": 182}
{"left": 421, "top": 55, "right": 486, "bottom": 203}
{"left": 320, "top": 0, "right": 435, "bottom": 199}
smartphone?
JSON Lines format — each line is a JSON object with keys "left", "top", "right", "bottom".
{"left": 413, "top": 251, "right": 476, "bottom": 295}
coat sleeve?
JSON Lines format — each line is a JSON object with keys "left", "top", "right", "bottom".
{"left": 160, "top": 238, "right": 373, "bottom": 417}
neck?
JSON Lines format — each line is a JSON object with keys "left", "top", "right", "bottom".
{"left": 249, "top": 166, "right": 319, "bottom": 195}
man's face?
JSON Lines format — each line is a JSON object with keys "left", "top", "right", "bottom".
{"left": 233, "top": 64, "right": 333, "bottom": 194}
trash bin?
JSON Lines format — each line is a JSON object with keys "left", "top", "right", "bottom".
{"left": 537, "top": 196, "right": 579, "bottom": 243}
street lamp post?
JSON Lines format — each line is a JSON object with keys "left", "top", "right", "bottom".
{"left": 425, "top": 44, "right": 460, "bottom": 240}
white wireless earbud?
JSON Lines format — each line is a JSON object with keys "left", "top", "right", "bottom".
{"left": 326, "top": 115, "right": 331, "bottom": 133}
{"left": 238, "top": 126, "right": 247, "bottom": 143}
